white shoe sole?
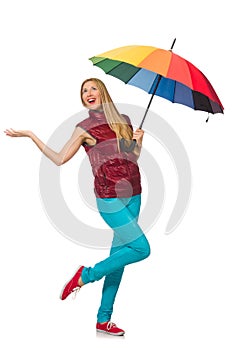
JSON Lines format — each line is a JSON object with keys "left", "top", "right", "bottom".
{"left": 96, "top": 329, "right": 125, "bottom": 336}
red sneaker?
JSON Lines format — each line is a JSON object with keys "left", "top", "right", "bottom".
{"left": 60, "top": 266, "right": 84, "bottom": 300}
{"left": 96, "top": 321, "right": 125, "bottom": 336}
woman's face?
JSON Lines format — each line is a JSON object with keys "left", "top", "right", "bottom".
{"left": 81, "top": 80, "right": 102, "bottom": 110}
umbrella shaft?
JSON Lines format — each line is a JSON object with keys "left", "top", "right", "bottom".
{"left": 139, "top": 74, "right": 162, "bottom": 129}
{"left": 139, "top": 39, "right": 177, "bottom": 129}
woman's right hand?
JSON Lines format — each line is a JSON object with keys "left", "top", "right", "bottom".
{"left": 4, "top": 126, "right": 84, "bottom": 166}
{"left": 4, "top": 128, "right": 33, "bottom": 138}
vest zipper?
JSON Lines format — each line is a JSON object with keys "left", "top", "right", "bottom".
{"left": 124, "top": 153, "right": 131, "bottom": 177}
{"left": 103, "top": 172, "right": 108, "bottom": 189}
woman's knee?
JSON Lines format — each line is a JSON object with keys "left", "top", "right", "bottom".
{"left": 142, "top": 240, "right": 151, "bottom": 259}
{"left": 131, "top": 235, "right": 151, "bottom": 260}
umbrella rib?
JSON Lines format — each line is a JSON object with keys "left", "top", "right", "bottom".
{"left": 172, "top": 80, "right": 176, "bottom": 103}
{"left": 185, "top": 59, "right": 195, "bottom": 91}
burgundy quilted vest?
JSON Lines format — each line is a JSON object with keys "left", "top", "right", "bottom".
{"left": 76, "top": 109, "right": 142, "bottom": 198}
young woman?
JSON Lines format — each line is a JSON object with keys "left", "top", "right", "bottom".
{"left": 4, "top": 78, "right": 150, "bottom": 336}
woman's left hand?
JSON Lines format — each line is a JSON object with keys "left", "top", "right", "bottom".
{"left": 133, "top": 128, "right": 144, "bottom": 147}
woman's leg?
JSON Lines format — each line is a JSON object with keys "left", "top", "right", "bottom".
{"left": 81, "top": 195, "right": 150, "bottom": 318}
{"left": 96, "top": 195, "right": 142, "bottom": 323}
{"left": 96, "top": 249, "right": 124, "bottom": 323}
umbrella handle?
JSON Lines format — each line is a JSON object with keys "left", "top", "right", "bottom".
{"left": 119, "top": 138, "right": 137, "bottom": 152}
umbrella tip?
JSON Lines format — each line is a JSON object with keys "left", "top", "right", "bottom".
{"left": 170, "top": 38, "right": 176, "bottom": 51}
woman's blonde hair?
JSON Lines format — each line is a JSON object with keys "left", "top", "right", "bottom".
{"left": 80, "top": 78, "right": 133, "bottom": 149}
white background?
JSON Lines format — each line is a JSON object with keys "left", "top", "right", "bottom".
{"left": 0, "top": 1, "right": 231, "bottom": 349}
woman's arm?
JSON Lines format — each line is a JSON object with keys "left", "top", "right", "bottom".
{"left": 4, "top": 127, "right": 86, "bottom": 166}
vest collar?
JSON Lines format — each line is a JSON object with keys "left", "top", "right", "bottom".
{"left": 88, "top": 109, "right": 107, "bottom": 123}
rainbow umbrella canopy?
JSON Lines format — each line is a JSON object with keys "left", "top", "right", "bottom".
{"left": 89, "top": 40, "right": 224, "bottom": 129}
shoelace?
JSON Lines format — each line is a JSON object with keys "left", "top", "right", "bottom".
{"left": 106, "top": 322, "right": 117, "bottom": 330}
{"left": 72, "top": 286, "right": 81, "bottom": 299}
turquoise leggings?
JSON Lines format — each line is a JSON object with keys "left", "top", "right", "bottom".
{"left": 81, "top": 194, "right": 150, "bottom": 323}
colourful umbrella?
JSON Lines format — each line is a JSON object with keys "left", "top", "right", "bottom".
{"left": 89, "top": 40, "right": 224, "bottom": 150}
